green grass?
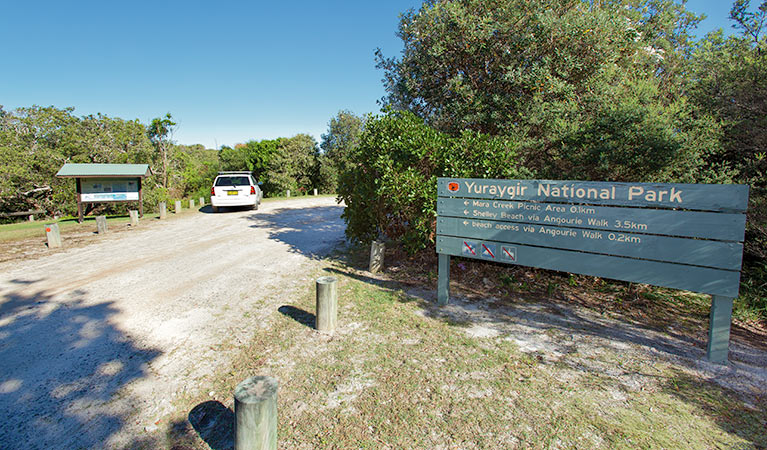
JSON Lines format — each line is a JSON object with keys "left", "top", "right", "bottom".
{"left": 164, "top": 252, "right": 766, "bottom": 450}
{"left": 0, "top": 214, "right": 160, "bottom": 242}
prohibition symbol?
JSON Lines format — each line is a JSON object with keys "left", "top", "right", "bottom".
{"left": 500, "top": 246, "right": 517, "bottom": 262}
{"left": 462, "top": 240, "right": 477, "bottom": 256}
{"left": 481, "top": 243, "right": 496, "bottom": 260}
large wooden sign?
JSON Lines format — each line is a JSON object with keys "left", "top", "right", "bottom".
{"left": 436, "top": 178, "right": 749, "bottom": 364}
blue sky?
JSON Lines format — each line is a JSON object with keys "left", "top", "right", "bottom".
{"left": 0, "top": 1, "right": 747, "bottom": 149}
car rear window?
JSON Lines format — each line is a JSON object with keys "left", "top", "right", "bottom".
{"left": 215, "top": 176, "right": 251, "bottom": 186}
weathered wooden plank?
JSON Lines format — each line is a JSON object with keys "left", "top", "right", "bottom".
{"left": 437, "top": 217, "right": 743, "bottom": 271}
{"left": 436, "top": 236, "right": 741, "bottom": 297}
{"left": 437, "top": 178, "right": 749, "bottom": 212}
{"left": 437, "top": 198, "right": 746, "bottom": 242}
{"left": 707, "top": 296, "right": 734, "bottom": 364}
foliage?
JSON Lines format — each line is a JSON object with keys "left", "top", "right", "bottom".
{"left": 376, "top": 0, "right": 723, "bottom": 183}
{"left": 0, "top": 106, "right": 156, "bottom": 217}
{"left": 147, "top": 113, "right": 176, "bottom": 189}
{"left": 262, "top": 134, "right": 320, "bottom": 196}
{"left": 338, "top": 109, "right": 527, "bottom": 251}
{"left": 319, "top": 110, "right": 365, "bottom": 193}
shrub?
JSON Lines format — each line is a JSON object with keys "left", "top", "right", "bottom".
{"left": 338, "top": 109, "right": 529, "bottom": 252}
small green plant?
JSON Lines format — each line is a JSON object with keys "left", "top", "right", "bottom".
{"left": 499, "top": 272, "right": 516, "bottom": 287}
{"left": 568, "top": 274, "right": 577, "bottom": 286}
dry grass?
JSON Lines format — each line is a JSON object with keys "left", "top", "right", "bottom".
{"left": 158, "top": 246, "right": 767, "bottom": 450}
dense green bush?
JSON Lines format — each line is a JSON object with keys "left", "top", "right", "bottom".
{"left": 338, "top": 109, "right": 529, "bottom": 252}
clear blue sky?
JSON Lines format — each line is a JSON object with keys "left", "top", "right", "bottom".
{"left": 0, "top": 1, "right": 746, "bottom": 149}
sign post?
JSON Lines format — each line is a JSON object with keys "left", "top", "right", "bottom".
{"left": 436, "top": 178, "right": 748, "bottom": 364}
{"left": 56, "top": 164, "right": 149, "bottom": 223}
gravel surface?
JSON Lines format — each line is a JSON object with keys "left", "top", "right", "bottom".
{"left": 0, "top": 197, "right": 345, "bottom": 449}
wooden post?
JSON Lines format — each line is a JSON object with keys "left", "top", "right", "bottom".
{"left": 234, "top": 376, "right": 278, "bottom": 450}
{"left": 313, "top": 188, "right": 318, "bottom": 196}
{"left": 45, "top": 223, "right": 62, "bottom": 248}
{"left": 369, "top": 240, "right": 385, "bottom": 273}
{"left": 159, "top": 202, "right": 167, "bottom": 220}
{"left": 438, "top": 253, "right": 450, "bottom": 305}
{"left": 286, "top": 190, "right": 290, "bottom": 198}
{"left": 199, "top": 196, "right": 204, "bottom": 206}
{"left": 129, "top": 210, "right": 139, "bottom": 226}
{"left": 316, "top": 276, "right": 338, "bottom": 332}
{"left": 76, "top": 178, "right": 84, "bottom": 223}
{"left": 190, "top": 199, "right": 195, "bottom": 209}
{"left": 707, "top": 295, "right": 734, "bottom": 364}
{"left": 174, "top": 200, "right": 182, "bottom": 214}
{"left": 138, "top": 178, "right": 144, "bottom": 218}
{"left": 28, "top": 215, "right": 35, "bottom": 222}
{"left": 96, "top": 215, "right": 108, "bottom": 234}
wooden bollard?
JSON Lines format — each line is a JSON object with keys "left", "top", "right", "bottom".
{"left": 234, "top": 376, "right": 278, "bottom": 450}
{"left": 28, "top": 215, "right": 35, "bottom": 222}
{"left": 316, "top": 276, "right": 338, "bottom": 332}
{"left": 286, "top": 190, "right": 290, "bottom": 198}
{"left": 190, "top": 199, "right": 195, "bottom": 209}
{"left": 129, "top": 210, "right": 139, "bottom": 226}
{"left": 313, "top": 188, "right": 318, "bottom": 196}
{"left": 159, "top": 202, "right": 167, "bottom": 219}
{"left": 174, "top": 200, "right": 182, "bottom": 214}
{"left": 199, "top": 196, "right": 204, "bottom": 206}
{"left": 369, "top": 240, "right": 385, "bottom": 273}
{"left": 45, "top": 223, "right": 61, "bottom": 248}
{"left": 96, "top": 215, "right": 108, "bottom": 234}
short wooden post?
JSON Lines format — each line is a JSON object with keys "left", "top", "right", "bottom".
{"left": 437, "top": 253, "right": 450, "bottom": 305}
{"left": 707, "top": 295, "right": 734, "bottom": 364}
{"left": 316, "top": 276, "right": 338, "bottom": 332}
{"left": 45, "top": 223, "right": 61, "bottom": 248}
{"left": 129, "top": 210, "right": 139, "bottom": 226}
{"left": 313, "top": 188, "right": 318, "bottom": 196}
{"left": 234, "top": 376, "right": 278, "bottom": 450}
{"left": 190, "top": 199, "right": 195, "bottom": 209}
{"left": 174, "top": 200, "right": 182, "bottom": 214}
{"left": 96, "top": 215, "right": 108, "bottom": 234}
{"left": 286, "top": 190, "right": 290, "bottom": 198}
{"left": 369, "top": 240, "right": 385, "bottom": 273}
{"left": 28, "top": 214, "right": 35, "bottom": 222}
{"left": 159, "top": 202, "right": 167, "bottom": 219}
{"left": 199, "top": 196, "right": 205, "bottom": 206}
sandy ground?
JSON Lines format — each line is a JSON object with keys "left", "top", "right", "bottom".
{"left": 0, "top": 197, "right": 345, "bottom": 449}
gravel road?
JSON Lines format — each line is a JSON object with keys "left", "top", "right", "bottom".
{"left": 0, "top": 197, "right": 345, "bottom": 449}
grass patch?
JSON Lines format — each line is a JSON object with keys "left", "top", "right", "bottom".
{"left": 0, "top": 214, "right": 158, "bottom": 243}
{"left": 163, "top": 249, "right": 766, "bottom": 450}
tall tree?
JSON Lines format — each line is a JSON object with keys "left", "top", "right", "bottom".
{"left": 376, "top": 0, "right": 721, "bottom": 182}
{"left": 319, "top": 111, "right": 365, "bottom": 193}
{"left": 147, "top": 113, "right": 176, "bottom": 189}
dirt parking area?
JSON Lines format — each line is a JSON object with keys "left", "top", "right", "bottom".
{"left": 0, "top": 197, "right": 345, "bottom": 449}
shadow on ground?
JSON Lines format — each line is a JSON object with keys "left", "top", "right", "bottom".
{"left": 0, "top": 279, "right": 162, "bottom": 449}
{"left": 245, "top": 205, "right": 346, "bottom": 259}
{"left": 187, "top": 400, "right": 235, "bottom": 450}
{"left": 278, "top": 305, "right": 316, "bottom": 328}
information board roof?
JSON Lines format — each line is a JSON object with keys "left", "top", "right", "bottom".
{"left": 56, "top": 163, "right": 150, "bottom": 178}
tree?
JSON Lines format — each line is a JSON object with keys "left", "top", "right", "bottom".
{"left": 147, "top": 113, "right": 176, "bottom": 190}
{"left": 320, "top": 111, "right": 365, "bottom": 191}
{"left": 263, "top": 134, "right": 319, "bottom": 196}
{"left": 376, "top": 0, "right": 721, "bottom": 182}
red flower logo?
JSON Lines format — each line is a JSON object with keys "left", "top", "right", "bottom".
{"left": 447, "top": 182, "right": 460, "bottom": 192}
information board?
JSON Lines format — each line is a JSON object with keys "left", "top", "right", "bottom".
{"left": 80, "top": 178, "right": 140, "bottom": 202}
{"left": 435, "top": 178, "right": 749, "bottom": 363}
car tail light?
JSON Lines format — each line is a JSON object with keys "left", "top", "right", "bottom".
{"left": 211, "top": 186, "right": 215, "bottom": 196}
{"left": 250, "top": 186, "right": 256, "bottom": 195}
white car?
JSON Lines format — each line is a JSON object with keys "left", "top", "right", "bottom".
{"left": 210, "top": 172, "right": 263, "bottom": 212}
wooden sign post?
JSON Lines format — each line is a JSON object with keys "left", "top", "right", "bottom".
{"left": 436, "top": 178, "right": 748, "bottom": 364}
